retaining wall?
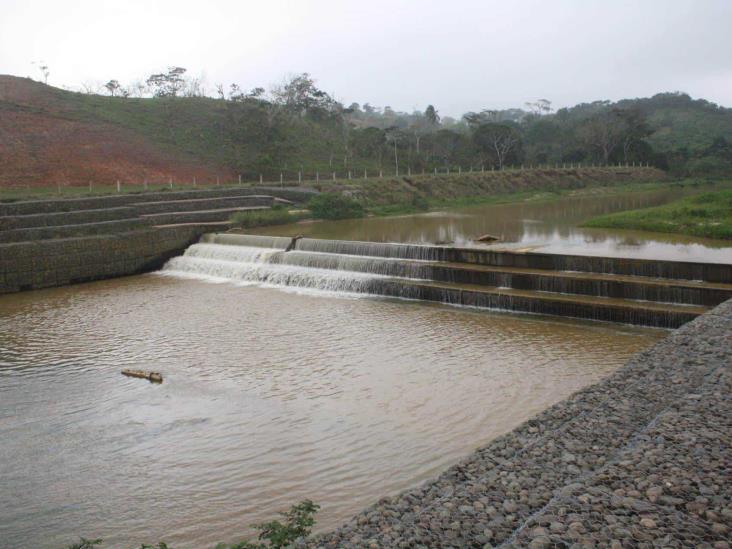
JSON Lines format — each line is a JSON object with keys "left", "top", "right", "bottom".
{"left": 0, "top": 225, "right": 217, "bottom": 293}
{"left": 0, "top": 186, "right": 316, "bottom": 216}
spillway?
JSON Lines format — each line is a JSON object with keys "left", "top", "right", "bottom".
{"left": 159, "top": 234, "right": 732, "bottom": 328}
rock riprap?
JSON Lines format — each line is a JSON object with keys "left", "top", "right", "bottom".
{"left": 298, "top": 300, "right": 732, "bottom": 548}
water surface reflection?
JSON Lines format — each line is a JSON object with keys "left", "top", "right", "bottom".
{"left": 251, "top": 186, "right": 732, "bottom": 263}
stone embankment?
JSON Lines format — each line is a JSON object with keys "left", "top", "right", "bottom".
{"left": 0, "top": 186, "right": 316, "bottom": 293}
{"left": 300, "top": 299, "right": 732, "bottom": 548}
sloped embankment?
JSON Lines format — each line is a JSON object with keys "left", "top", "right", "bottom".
{"left": 312, "top": 166, "right": 667, "bottom": 207}
{"left": 300, "top": 299, "right": 732, "bottom": 548}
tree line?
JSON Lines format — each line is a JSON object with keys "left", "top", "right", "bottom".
{"left": 78, "top": 67, "right": 732, "bottom": 178}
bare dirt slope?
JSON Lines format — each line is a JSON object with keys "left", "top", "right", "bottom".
{"left": 0, "top": 76, "right": 229, "bottom": 187}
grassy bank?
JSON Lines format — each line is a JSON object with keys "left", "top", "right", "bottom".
{"left": 368, "top": 178, "right": 729, "bottom": 216}
{"left": 0, "top": 166, "right": 662, "bottom": 202}
{"left": 582, "top": 186, "right": 732, "bottom": 240}
{"left": 230, "top": 179, "right": 732, "bottom": 231}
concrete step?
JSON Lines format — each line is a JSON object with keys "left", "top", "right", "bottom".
{"left": 132, "top": 195, "right": 274, "bottom": 215}
{"left": 407, "top": 259, "right": 732, "bottom": 307}
{"left": 375, "top": 278, "right": 708, "bottom": 328}
{"left": 0, "top": 206, "right": 137, "bottom": 230}
{"left": 0, "top": 186, "right": 315, "bottom": 216}
{"left": 0, "top": 218, "right": 149, "bottom": 243}
{"left": 287, "top": 237, "right": 732, "bottom": 283}
{"left": 271, "top": 251, "right": 732, "bottom": 306}
{"left": 141, "top": 206, "right": 270, "bottom": 226}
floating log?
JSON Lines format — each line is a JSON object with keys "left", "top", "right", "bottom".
{"left": 475, "top": 234, "right": 501, "bottom": 243}
{"left": 121, "top": 369, "right": 163, "bottom": 383}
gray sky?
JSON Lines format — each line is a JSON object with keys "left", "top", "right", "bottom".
{"left": 1, "top": 0, "right": 731, "bottom": 116}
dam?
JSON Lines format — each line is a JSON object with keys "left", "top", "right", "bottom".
{"left": 161, "top": 233, "right": 732, "bottom": 328}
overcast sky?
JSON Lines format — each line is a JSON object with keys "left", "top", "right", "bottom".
{"left": 1, "top": 0, "right": 730, "bottom": 116}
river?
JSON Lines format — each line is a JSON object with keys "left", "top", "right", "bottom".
{"left": 2, "top": 186, "right": 728, "bottom": 548}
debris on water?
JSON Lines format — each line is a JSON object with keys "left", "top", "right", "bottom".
{"left": 475, "top": 234, "right": 501, "bottom": 242}
{"left": 121, "top": 369, "right": 163, "bottom": 383}
{"left": 285, "top": 234, "right": 304, "bottom": 252}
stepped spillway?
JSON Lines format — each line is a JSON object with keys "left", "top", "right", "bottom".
{"left": 159, "top": 234, "right": 732, "bottom": 328}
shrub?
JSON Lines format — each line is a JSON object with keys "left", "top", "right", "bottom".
{"left": 216, "top": 500, "right": 320, "bottom": 549}
{"left": 66, "top": 501, "right": 319, "bottom": 549}
{"left": 307, "top": 193, "right": 364, "bottom": 220}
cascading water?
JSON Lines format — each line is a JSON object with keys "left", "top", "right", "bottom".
{"left": 160, "top": 242, "right": 405, "bottom": 295}
{"left": 157, "top": 234, "right": 721, "bottom": 328}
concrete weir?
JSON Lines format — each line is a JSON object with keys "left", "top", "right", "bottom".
{"left": 164, "top": 233, "right": 732, "bottom": 328}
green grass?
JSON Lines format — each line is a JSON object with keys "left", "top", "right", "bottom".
{"left": 366, "top": 179, "right": 725, "bottom": 217}
{"left": 307, "top": 193, "right": 364, "bottom": 220}
{"left": 230, "top": 207, "right": 303, "bottom": 228}
{"left": 582, "top": 187, "right": 732, "bottom": 240}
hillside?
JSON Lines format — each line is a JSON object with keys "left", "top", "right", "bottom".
{"left": 0, "top": 76, "right": 229, "bottom": 186}
{"left": 1, "top": 75, "right": 731, "bottom": 188}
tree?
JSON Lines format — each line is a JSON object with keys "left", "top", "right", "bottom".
{"left": 616, "top": 108, "right": 651, "bottom": 162}
{"left": 463, "top": 110, "right": 500, "bottom": 128}
{"left": 473, "top": 123, "right": 522, "bottom": 169}
{"left": 578, "top": 110, "right": 627, "bottom": 163}
{"left": 525, "top": 99, "right": 552, "bottom": 116}
{"left": 146, "top": 66, "right": 187, "bottom": 97}
{"left": 431, "top": 129, "right": 463, "bottom": 167}
{"left": 104, "top": 80, "right": 121, "bottom": 97}
{"left": 271, "top": 73, "right": 335, "bottom": 116}
{"left": 425, "top": 105, "right": 440, "bottom": 125}
{"left": 352, "top": 127, "right": 386, "bottom": 167}
{"left": 385, "top": 127, "right": 405, "bottom": 175}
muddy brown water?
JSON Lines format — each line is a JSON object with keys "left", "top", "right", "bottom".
{"left": 250, "top": 185, "right": 732, "bottom": 263}
{"left": 0, "top": 275, "right": 665, "bottom": 549}
{"left": 2, "top": 186, "right": 727, "bottom": 548}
